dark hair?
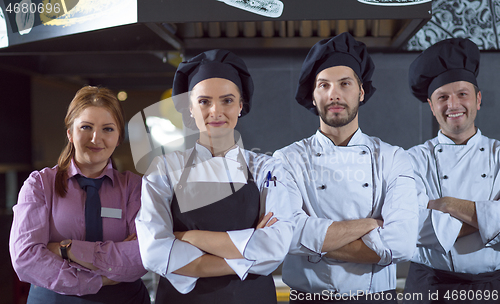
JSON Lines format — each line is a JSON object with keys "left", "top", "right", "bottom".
{"left": 55, "top": 86, "right": 125, "bottom": 197}
{"left": 353, "top": 72, "right": 362, "bottom": 87}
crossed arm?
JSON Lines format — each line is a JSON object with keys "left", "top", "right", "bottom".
{"left": 173, "top": 212, "right": 277, "bottom": 277}
{"left": 174, "top": 213, "right": 383, "bottom": 277}
{"left": 427, "top": 197, "right": 478, "bottom": 238}
{"left": 46, "top": 234, "right": 138, "bottom": 286}
{"left": 322, "top": 218, "right": 383, "bottom": 263}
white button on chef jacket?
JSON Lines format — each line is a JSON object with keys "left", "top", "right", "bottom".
{"left": 408, "top": 129, "right": 500, "bottom": 274}
{"left": 274, "top": 129, "right": 419, "bottom": 294}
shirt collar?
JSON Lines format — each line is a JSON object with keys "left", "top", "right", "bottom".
{"left": 437, "top": 128, "right": 482, "bottom": 146}
{"left": 316, "top": 128, "right": 365, "bottom": 147}
{"left": 68, "top": 158, "right": 114, "bottom": 185}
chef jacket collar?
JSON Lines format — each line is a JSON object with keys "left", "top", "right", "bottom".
{"left": 437, "top": 128, "right": 482, "bottom": 146}
{"left": 194, "top": 137, "right": 244, "bottom": 163}
{"left": 316, "top": 128, "right": 366, "bottom": 148}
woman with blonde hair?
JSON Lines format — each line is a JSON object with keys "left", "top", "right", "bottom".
{"left": 10, "top": 86, "right": 150, "bottom": 304}
{"left": 136, "top": 49, "right": 294, "bottom": 304}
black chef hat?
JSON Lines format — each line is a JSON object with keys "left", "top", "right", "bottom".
{"left": 172, "top": 49, "right": 254, "bottom": 129}
{"left": 295, "top": 32, "right": 376, "bottom": 115}
{"left": 409, "top": 38, "right": 480, "bottom": 103}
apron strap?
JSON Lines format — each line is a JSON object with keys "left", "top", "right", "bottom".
{"left": 177, "top": 148, "right": 198, "bottom": 190}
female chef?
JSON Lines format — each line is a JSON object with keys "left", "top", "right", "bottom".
{"left": 10, "top": 86, "right": 150, "bottom": 303}
{"left": 135, "top": 49, "right": 294, "bottom": 304}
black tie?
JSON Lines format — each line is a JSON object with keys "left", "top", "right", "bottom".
{"left": 75, "top": 175, "right": 105, "bottom": 242}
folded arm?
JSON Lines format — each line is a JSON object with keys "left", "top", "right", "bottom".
{"left": 321, "top": 218, "right": 382, "bottom": 253}
{"left": 428, "top": 197, "right": 479, "bottom": 240}
{"left": 174, "top": 212, "right": 277, "bottom": 259}
{"left": 173, "top": 254, "right": 236, "bottom": 278}
{"left": 428, "top": 197, "right": 478, "bottom": 228}
{"left": 458, "top": 223, "right": 479, "bottom": 238}
{"left": 321, "top": 219, "right": 383, "bottom": 263}
{"left": 356, "top": 148, "right": 419, "bottom": 265}
{"left": 46, "top": 234, "right": 141, "bottom": 285}
{"left": 9, "top": 171, "right": 103, "bottom": 295}
{"left": 324, "top": 239, "right": 382, "bottom": 263}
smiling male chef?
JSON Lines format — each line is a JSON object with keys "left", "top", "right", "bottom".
{"left": 273, "top": 32, "right": 418, "bottom": 303}
{"left": 403, "top": 38, "right": 500, "bottom": 303}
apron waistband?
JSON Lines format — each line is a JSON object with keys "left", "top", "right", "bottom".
{"left": 411, "top": 262, "right": 500, "bottom": 284}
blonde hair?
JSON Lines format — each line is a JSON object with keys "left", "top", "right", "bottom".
{"left": 55, "top": 86, "right": 125, "bottom": 197}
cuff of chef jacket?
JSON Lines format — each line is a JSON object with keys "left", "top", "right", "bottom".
{"left": 164, "top": 239, "right": 204, "bottom": 293}
{"left": 300, "top": 217, "right": 333, "bottom": 256}
{"left": 227, "top": 228, "right": 255, "bottom": 257}
{"left": 226, "top": 229, "right": 256, "bottom": 279}
{"left": 476, "top": 200, "right": 500, "bottom": 246}
{"left": 166, "top": 272, "right": 198, "bottom": 294}
{"left": 362, "top": 228, "right": 391, "bottom": 266}
{"left": 224, "top": 258, "right": 254, "bottom": 280}
{"left": 431, "top": 210, "right": 462, "bottom": 253}
{"left": 70, "top": 240, "right": 97, "bottom": 265}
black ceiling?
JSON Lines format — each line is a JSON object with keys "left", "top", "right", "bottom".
{"left": 0, "top": 23, "right": 178, "bottom": 90}
{"left": 0, "top": 0, "right": 432, "bottom": 91}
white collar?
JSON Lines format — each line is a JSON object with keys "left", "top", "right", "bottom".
{"left": 316, "top": 128, "right": 365, "bottom": 147}
{"left": 437, "top": 129, "right": 482, "bottom": 146}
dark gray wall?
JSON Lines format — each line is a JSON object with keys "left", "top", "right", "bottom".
{"left": 194, "top": 50, "right": 500, "bottom": 153}
{"left": 29, "top": 50, "right": 500, "bottom": 171}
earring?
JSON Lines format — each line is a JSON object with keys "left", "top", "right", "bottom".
{"left": 190, "top": 113, "right": 193, "bottom": 118}
{"left": 238, "top": 113, "right": 242, "bottom": 117}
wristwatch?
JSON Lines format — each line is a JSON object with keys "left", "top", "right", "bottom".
{"left": 60, "top": 239, "right": 72, "bottom": 261}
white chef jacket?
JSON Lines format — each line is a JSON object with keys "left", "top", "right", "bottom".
{"left": 135, "top": 142, "right": 294, "bottom": 294}
{"left": 408, "top": 129, "right": 500, "bottom": 274}
{"left": 274, "top": 129, "right": 418, "bottom": 294}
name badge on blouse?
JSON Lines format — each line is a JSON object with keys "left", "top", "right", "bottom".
{"left": 101, "top": 207, "right": 122, "bottom": 219}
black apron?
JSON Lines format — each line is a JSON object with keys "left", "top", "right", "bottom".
{"left": 155, "top": 148, "right": 277, "bottom": 304}
{"left": 27, "top": 279, "right": 150, "bottom": 304}
{"left": 403, "top": 262, "right": 500, "bottom": 304}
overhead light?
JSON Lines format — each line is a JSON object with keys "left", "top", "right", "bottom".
{"left": 146, "top": 116, "right": 184, "bottom": 148}
{"left": 117, "top": 91, "right": 127, "bottom": 101}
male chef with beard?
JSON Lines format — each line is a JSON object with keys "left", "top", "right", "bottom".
{"left": 274, "top": 32, "right": 418, "bottom": 303}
